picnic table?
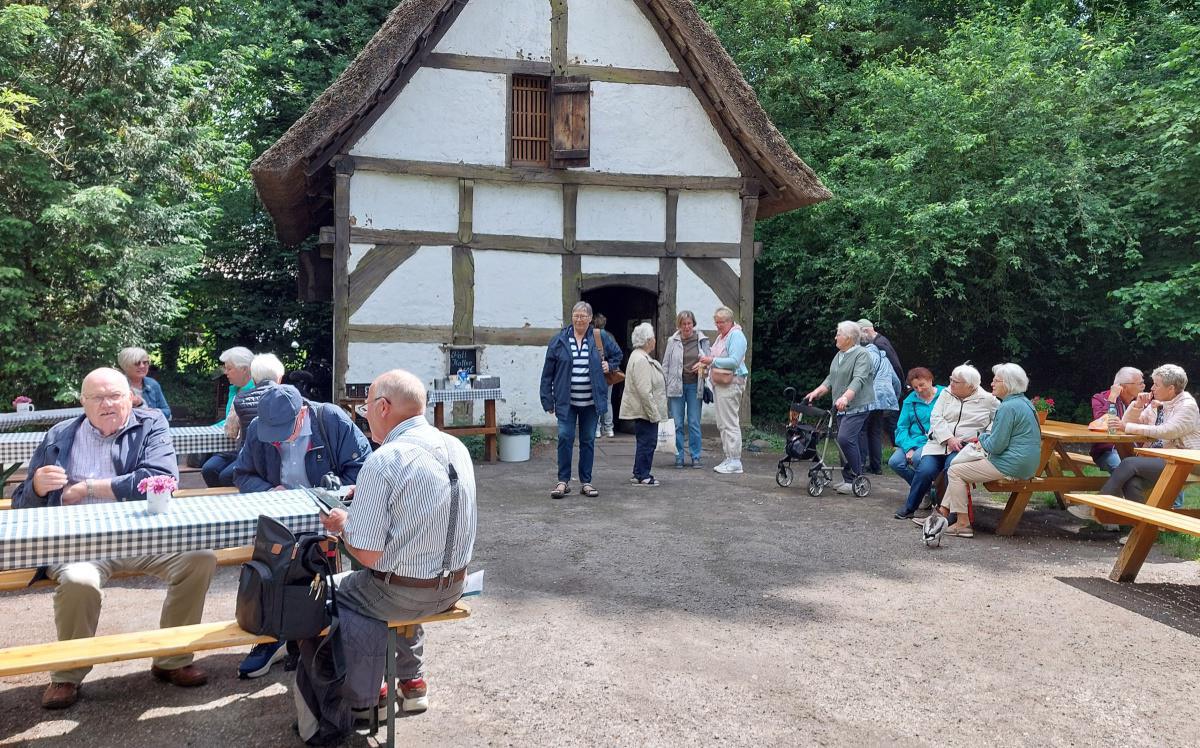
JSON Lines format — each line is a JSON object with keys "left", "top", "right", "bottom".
{"left": 0, "top": 489, "right": 323, "bottom": 570}
{"left": 0, "top": 408, "right": 85, "bottom": 432}
{"left": 991, "top": 419, "right": 1146, "bottom": 535}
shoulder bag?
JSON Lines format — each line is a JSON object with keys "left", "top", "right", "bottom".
{"left": 595, "top": 330, "right": 625, "bottom": 386}
{"left": 236, "top": 515, "right": 336, "bottom": 641}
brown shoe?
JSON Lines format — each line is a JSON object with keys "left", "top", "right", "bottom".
{"left": 151, "top": 664, "right": 208, "bottom": 687}
{"left": 42, "top": 682, "right": 80, "bottom": 709}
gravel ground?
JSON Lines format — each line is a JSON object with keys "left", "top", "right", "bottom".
{"left": 2, "top": 433, "right": 1199, "bottom": 747}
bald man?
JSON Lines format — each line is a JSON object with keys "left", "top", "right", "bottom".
{"left": 13, "top": 368, "right": 217, "bottom": 710}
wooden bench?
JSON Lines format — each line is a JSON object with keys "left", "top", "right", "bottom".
{"left": 1065, "top": 493, "right": 1200, "bottom": 581}
{"left": 0, "top": 601, "right": 471, "bottom": 747}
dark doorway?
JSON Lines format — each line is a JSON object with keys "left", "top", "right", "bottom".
{"left": 583, "top": 285, "right": 657, "bottom": 434}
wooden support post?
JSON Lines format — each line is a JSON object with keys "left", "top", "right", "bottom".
{"left": 737, "top": 190, "right": 759, "bottom": 424}
{"left": 550, "top": 0, "right": 568, "bottom": 76}
{"left": 563, "top": 183, "right": 578, "bottom": 253}
{"left": 333, "top": 157, "right": 354, "bottom": 401}
{"left": 665, "top": 188, "right": 678, "bottom": 256}
{"left": 562, "top": 255, "right": 581, "bottom": 326}
{"left": 451, "top": 246, "right": 474, "bottom": 345}
{"left": 457, "top": 178, "right": 474, "bottom": 243}
{"left": 657, "top": 257, "right": 677, "bottom": 361}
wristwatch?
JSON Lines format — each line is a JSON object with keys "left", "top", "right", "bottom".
{"left": 85, "top": 479, "right": 95, "bottom": 501}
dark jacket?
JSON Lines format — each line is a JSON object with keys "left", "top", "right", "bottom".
{"left": 540, "top": 325, "right": 623, "bottom": 420}
{"left": 12, "top": 408, "right": 178, "bottom": 509}
{"left": 233, "top": 401, "right": 371, "bottom": 492}
{"left": 872, "top": 332, "right": 903, "bottom": 383}
{"left": 232, "top": 380, "right": 276, "bottom": 446}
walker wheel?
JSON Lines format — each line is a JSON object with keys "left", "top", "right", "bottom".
{"left": 852, "top": 475, "right": 871, "bottom": 497}
{"left": 776, "top": 465, "right": 794, "bottom": 488}
{"left": 806, "top": 479, "right": 823, "bottom": 497}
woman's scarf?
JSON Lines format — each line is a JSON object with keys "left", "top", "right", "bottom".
{"left": 711, "top": 323, "right": 743, "bottom": 360}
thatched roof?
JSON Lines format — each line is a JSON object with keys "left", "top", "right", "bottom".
{"left": 251, "top": 0, "right": 831, "bottom": 247}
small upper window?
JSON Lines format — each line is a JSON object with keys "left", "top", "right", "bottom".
{"left": 511, "top": 74, "right": 550, "bottom": 167}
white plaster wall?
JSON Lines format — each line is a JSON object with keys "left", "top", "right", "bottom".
{"left": 346, "top": 242, "right": 374, "bottom": 274}
{"left": 676, "top": 189, "right": 743, "bottom": 244}
{"left": 434, "top": 0, "right": 551, "bottom": 61}
{"left": 349, "top": 173, "right": 458, "bottom": 233}
{"left": 676, "top": 261, "right": 728, "bottom": 328}
{"left": 473, "top": 182, "right": 563, "bottom": 238}
{"left": 477, "top": 345, "right": 556, "bottom": 426}
{"left": 589, "top": 83, "right": 740, "bottom": 177}
{"left": 350, "top": 246, "right": 454, "bottom": 326}
{"left": 568, "top": 0, "right": 677, "bottom": 72}
{"left": 473, "top": 251, "right": 563, "bottom": 328}
{"left": 576, "top": 186, "right": 666, "bottom": 241}
{"left": 351, "top": 69, "right": 506, "bottom": 165}
{"left": 580, "top": 256, "right": 659, "bottom": 275}
{"left": 724, "top": 257, "right": 741, "bottom": 273}
{"left": 347, "top": 342, "right": 446, "bottom": 389}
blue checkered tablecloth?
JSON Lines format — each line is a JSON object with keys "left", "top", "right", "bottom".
{"left": 0, "top": 408, "right": 85, "bottom": 432}
{"left": 0, "top": 426, "right": 236, "bottom": 464}
{"left": 427, "top": 388, "right": 503, "bottom": 404}
{"left": 0, "top": 490, "right": 325, "bottom": 570}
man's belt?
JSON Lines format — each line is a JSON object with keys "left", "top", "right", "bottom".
{"left": 372, "top": 567, "right": 467, "bottom": 588}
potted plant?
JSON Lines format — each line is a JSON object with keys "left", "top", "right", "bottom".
{"left": 1031, "top": 396, "right": 1054, "bottom": 425}
{"left": 138, "top": 475, "right": 179, "bottom": 514}
{"left": 11, "top": 395, "right": 33, "bottom": 413}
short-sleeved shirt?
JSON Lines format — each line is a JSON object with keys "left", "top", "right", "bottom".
{"left": 569, "top": 335, "right": 593, "bottom": 407}
{"left": 344, "top": 415, "right": 477, "bottom": 578}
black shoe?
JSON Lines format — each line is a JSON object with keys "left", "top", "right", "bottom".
{"left": 894, "top": 509, "right": 916, "bottom": 520}
{"left": 869, "top": 469, "right": 884, "bottom": 475}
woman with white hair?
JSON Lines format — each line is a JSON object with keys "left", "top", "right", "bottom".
{"left": 895, "top": 364, "right": 998, "bottom": 519}
{"left": 697, "top": 306, "right": 749, "bottom": 474}
{"left": 117, "top": 346, "right": 171, "bottom": 421}
{"left": 230, "top": 353, "right": 286, "bottom": 445}
{"left": 1085, "top": 366, "right": 1145, "bottom": 472}
{"left": 1072, "top": 364, "right": 1200, "bottom": 522}
{"left": 937, "top": 363, "right": 1041, "bottom": 537}
{"left": 202, "top": 345, "right": 256, "bottom": 487}
{"left": 804, "top": 321, "right": 876, "bottom": 493}
{"left": 620, "top": 323, "right": 669, "bottom": 485}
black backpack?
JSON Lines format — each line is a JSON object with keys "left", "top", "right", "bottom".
{"left": 236, "top": 514, "right": 335, "bottom": 641}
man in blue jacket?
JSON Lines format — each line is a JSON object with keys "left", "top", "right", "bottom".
{"left": 13, "top": 368, "right": 216, "bottom": 709}
{"left": 540, "top": 301, "right": 623, "bottom": 500}
{"left": 232, "top": 383, "right": 371, "bottom": 677}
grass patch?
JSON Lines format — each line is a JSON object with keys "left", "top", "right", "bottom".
{"left": 1159, "top": 485, "right": 1200, "bottom": 562}
{"left": 743, "top": 425, "right": 784, "bottom": 453}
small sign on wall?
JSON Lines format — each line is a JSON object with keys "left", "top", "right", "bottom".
{"left": 447, "top": 347, "right": 479, "bottom": 376}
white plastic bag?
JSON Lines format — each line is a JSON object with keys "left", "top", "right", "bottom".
{"left": 657, "top": 419, "right": 675, "bottom": 447}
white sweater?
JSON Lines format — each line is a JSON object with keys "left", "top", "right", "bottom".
{"left": 1122, "top": 391, "right": 1200, "bottom": 449}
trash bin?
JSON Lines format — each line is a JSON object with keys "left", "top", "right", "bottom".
{"left": 498, "top": 423, "right": 533, "bottom": 462}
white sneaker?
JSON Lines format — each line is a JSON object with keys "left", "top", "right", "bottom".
{"left": 712, "top": 459, "right": 730, "bottom": 472}
{"left": 1118, "top": 533, "right": 1130, "bottom": 546}
{"left": 834, "top": 482, "right": 854, "bottom": 495}
{"left": 1067, "top": 504, "right": 1096, "bottom": 522}
{"left": 605, "top": 429, "right": 615, "bottom": 438}
{"left": 714, "top": 460, "right": 743, "bottom": 474}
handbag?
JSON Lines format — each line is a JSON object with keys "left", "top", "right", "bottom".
{"left": 594, "top": 329, "right": 625, "bottom": 386}
{"left": 236, "top": 515, "right": 335, "bottom": 641}
{"left": 710, "top": 368, "right": 735, "bottom": 386}
{"left": 954, "top": 441, "right": 988, "bottom": 464}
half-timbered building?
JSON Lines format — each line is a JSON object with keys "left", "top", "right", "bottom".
{"left": 252, "top": 0, "right": 830, "bottom": 425}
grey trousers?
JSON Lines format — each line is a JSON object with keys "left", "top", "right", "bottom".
{"left": 335, "top": 570, "right": 464, "bottom": 686}
{"left": 1101, "top": 456, "right": 1185, "bottom": 508}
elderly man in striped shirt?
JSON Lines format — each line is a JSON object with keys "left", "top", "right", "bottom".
{"left": 320, "top": 369, "right": 476, "bottom": 714}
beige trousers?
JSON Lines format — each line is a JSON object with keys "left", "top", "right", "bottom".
{"left": 48, "top": 550, "right": 217, "bottom": 684}
{"left": 714, "top": 378, "right": 745, "bottom": 462}
{"left": 943, "top": 458, "right": 1006, "bottom": 517}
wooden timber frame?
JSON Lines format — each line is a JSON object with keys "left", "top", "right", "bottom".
{"left": 322, "top": 0, "right": 786, "bottom": 405}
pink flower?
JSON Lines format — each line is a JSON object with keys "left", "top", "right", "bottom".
{"left": 11, "top": 396, "right": 31, "bottom": 406}
{"left": 137, "top": 475, "right": 178, "bottom": 495}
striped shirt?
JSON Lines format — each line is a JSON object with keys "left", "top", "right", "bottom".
{"left": 569, "top": 335, "right": 594, "bottom": 407}
{"left": 344, "top": 415, "right": 476, "bottom": 578}
{"left": 68, "top": 415, "right": 128, "bottom": 504}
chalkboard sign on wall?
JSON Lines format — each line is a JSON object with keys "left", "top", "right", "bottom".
{"left": 448, "top": 347, "right": 478, "bottom": 375}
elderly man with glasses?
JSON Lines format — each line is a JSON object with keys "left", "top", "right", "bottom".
{"left": 231, "top": 383, "right": 372, "bottom": 678}
{"left": 12, "top": 368, "right": 216, "bottom": 709}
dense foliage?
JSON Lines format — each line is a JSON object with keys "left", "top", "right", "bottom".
{"left": 0, "top": 0, "right": 1196, "bottom": 422}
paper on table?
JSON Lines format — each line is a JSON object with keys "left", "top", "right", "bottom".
{"left": 462, "top": 569, "right": 484, "bottom": 597}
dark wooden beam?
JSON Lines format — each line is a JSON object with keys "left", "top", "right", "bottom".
{"left": 562, "top": 183, "right": 577, "bottom": 253}
{"left": 738, "top": 192, "right": 760, "bottom": 422}
{"left": 657, "top": 256, "right": 678, "bottom": 360}
{"left": 333, "top": 158, "right": 353, "bottom": 399}
{"left": 682, "top": 258, "right": 741, "bottom": 317}
{"left": 457, "top": 178, "right": 473, "bottom": 243}
{"left": 562, "top": 253, "right": 581, "bottom": 325}
{"left": 347, "top": 243, "right": 420, "bottom": 317}
{"left": 352, "top": 155, "right": 745, "bottom": 191}
{"left": 424, "top": 53, "right": 686, "bottom": 86}
{"left": 580, "top": 273, "right": 658, "bottom": 295}
{"left": 665, "top": 188, "right": 678, "bottom": 256}
{"left": 451, "top": 246, "right": 474, "bottom": 344}
{"left": 348, "top": 324, "right": 454, "bottom": 344}
{"left": 550, "top": 0, "right": 567, "bottom": 76}
{"left": 474, "top": 326, "right": 562, "bottom": 346}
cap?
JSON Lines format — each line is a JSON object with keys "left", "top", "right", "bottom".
{"left": 856, "top": 318, "right": 874, "bottom": 329}
{"left": 256, "top": 384, "right": 304, "bottom": 442}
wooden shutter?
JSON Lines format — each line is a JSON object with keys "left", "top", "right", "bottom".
{"left": 511, "top": 75, "right": 550, "bottom": 166}
{"left": 550, "top": 76, "right": 590, "bottom": 168}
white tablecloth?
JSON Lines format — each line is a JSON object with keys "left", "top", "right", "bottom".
{"left": 0, "top": 426, "right": 236, "bottom": 463}
{"left": 0, "top": 408, "right": 85, "bottom": 432}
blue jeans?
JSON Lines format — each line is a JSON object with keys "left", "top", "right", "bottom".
{"left": 598, "top": 385, "right": 614, "bottom": 433}
{"left": 202, "top": 452, "right": 238, "bottom": 487}
{"left": 899, "top": 450, "right": 960, "bottom": 514}
{"left": 557, "top": 405, "right": 598, "bottom": 483}
{"left": 836, "top": 411, "right": 870, "bottom": 481}
{"left": 888, "top": 448, "right": 921, "bottom": 485}
{"left": 668, "top": 384, "right": 703, "bottom": 462}
{"left": 1093, "top": 448, "right": 1122, "bottom": 473}
{"left": 633, "top": 419, "right": 658, "bottom": 480}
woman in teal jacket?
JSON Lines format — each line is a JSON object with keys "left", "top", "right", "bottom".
{"left": 888, "top": 367, "right": 943, "bottom": 486}
{"left": 940, "top": 362, "right": 1041, "bottom": 537}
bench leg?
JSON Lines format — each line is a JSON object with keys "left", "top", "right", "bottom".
{"left": 484, "top": 399, "right": 497, "bottom": 463}
{"left": 1110, "top": 462, "right": 1193, "bottom": 582}
{"left": 995, "top": 491, "right": 1032, "bottom": 536}
{"left": 386, "top": 626, "right": 397, "bottom": 748}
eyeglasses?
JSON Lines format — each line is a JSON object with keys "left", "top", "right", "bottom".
{"left": 571, "top": 314, "right": 591, "bottom": 321}
{"left": 354, "top": 395, "right": 390, "bottom": 418}
{"left": 85, "top": 393, "right": 127, "bottom": 405}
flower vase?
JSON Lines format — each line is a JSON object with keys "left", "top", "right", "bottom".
{"left": 147, "top": 488, "right": 172, "bottom": 515}
{"left": 15, "top": 403, "right": 33, "bottom": 413}
{"left": 1036, "top": 410, "right": 1048, "bottom": 425}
